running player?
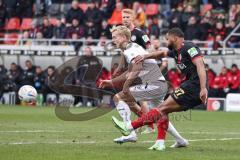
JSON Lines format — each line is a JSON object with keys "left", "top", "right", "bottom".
{"left": 112, "top": 27, "right": 208, "bottom": 151}
{"left": 100, "top": 26, "right": 188, "bottom": 148}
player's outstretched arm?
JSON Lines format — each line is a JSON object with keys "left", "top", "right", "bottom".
{"left": 192, "top": 57, "right": 208, "bottom": 104}
{"left": 99, "top": 70, "right": 128, "bottom": 89}
{"left": 134, "top": 50, "right": 168, "bottom": 63}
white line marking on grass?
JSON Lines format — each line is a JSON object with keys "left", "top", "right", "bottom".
{"left": 0, "top": 130, "right": 64, "bottom": 133}
{"left": 1, "top": 138, "right": 240, "bottom": 145}
{"left": 1, "top": 130, "right": 240, "bottom": 135}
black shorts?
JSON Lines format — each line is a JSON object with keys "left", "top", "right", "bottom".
{"left": 171, "top": 80, "right": 203, "bottom": 110}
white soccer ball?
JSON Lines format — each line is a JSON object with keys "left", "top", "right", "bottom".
{"left": 18, "top": 85, "right": 37, "bottom": 102}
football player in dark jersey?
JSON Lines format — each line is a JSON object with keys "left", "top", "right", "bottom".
{"left": 112, "top": 27, "right": 208, "bottom": 151}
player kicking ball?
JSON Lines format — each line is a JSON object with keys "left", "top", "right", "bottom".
{"left": 100, "top": 26, "right": 188, "bottom": 149}
{"left": 112, "top": 27, "right": 208, "bottom": 151}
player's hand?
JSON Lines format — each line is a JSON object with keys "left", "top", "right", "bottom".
{"left": 99, "top": 80, "right": 113, "bottom": 89}
{"left": 200, "top": 88, "right": 208, "bottom": 104}
{"left": 133, "top": 55, "right": 145, "bottom": 64}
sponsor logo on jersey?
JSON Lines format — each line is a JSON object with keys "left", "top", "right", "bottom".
{"left": 142, "top": 35, "right": 149, "bottom": 42}
{"left": 187, "top": 47, "right": 198, "bottom": 57}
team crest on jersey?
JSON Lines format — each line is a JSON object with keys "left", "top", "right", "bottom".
{"left": 187, "top": 47, "right": 198, "bottom": 57}
{"left": 131, "top": 35, "right": 136, "bottom": 41}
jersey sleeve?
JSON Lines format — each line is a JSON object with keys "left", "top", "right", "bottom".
{"left": 186, "top": 46, "right": 202, "bottom": 61}
{"left": 139, "top": 31, "right": 151, "bottom": 46}
{"left": 124, "top": 44, "right": 147, "bottom": 64}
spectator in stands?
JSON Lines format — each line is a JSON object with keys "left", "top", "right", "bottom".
{"left": 39, "top": 17, "right": 54, "bottom": 38}
{"left": 132, "top": 1, "right": 146, "bottom": 28}
{"left": 0, "top": 0, "right": 7, "bottom": 29}
{"left": 43, "top": 65, "right": 58, "bottom": 104}
{"left": 17, "top": 31, "right": 32, "bottom": 45}
{"left": 169, "top": 4, "right": 184, "bottom": 29}
{"left": 226, "top": 20, "right": 240, "bottom": 48}
{"left": 34, "top": 66, "right": 45, "bottom": 93}
{"left": 210, "top": 35, "right": 222, "bottom": 51}
{"left": 228, "top": 64, "right": 240, "bottom": 93}
{"left": 21, "top": 60, "right": 36, "bottom": 86}
{"left": 16, "top": 0, "right": 34, "bottom": 18}
{"left": 8, "top": 62, "right": 23, "bottom": 90}
{"left": 99, "top": 0, "right": 116, "bottom": 19}
{"left": 53, "top": 19, "right": 67, "bottom": 40}
{"left": 100, "top": 20, "right": 111, "bottom": 39}
{"left": 205, "top": 64, "right": 216, "bottom": 97}
{"left": 77, "top": 46, "right": 100, "bottom": 107}
{"left": 213, "top": 21, "right": 226, "bottom": 39}
{"left": 70, "top": 32, "right": 82, "bottom": 53}
{"left": 108, "top": 1, "right": 123, "bottom": 25}
{"left": 65, "top": 0, "right": 85, "bottom": 25}
{"left": 147, "top": 16, "right": 160, "bottom": 39}
{"left": 32, "top": 32, "right": 48, "bottom": 45}
{"left": 184, "top": 16, "right": 201, "bottom": 40}
{"left": 199, "top": 16, "right": 212, "bottom": 40}
{"left": 85, "top": 0, "right": 103, "bottom": 38}
{"left": 181, "top": 4, "right": 197, "bottom": 30}
{"left": 66, "top": 18, "right": 85, "bottom": 39}
{"left": 213, "top": 66, "right": 230, "bottom": 97}
{"left": 5, "top": 0, "right": 17, "bottom": 18}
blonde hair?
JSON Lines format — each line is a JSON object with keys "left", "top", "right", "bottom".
{"left": 110, "top": 25, "right": 131, "bottom": 40}
{"left": 122, "top": 9, "right": 136, "bottom": 19}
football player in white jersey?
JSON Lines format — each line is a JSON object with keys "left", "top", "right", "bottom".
{"left": 99, "top": 26, "right": 188, "bottom": 149}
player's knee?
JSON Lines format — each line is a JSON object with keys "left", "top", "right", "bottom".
{"left": 113, "top": 94, "right": 119, "bottom": 103}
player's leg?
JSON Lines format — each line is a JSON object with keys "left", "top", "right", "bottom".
{"left": 112, "top": 91, "right": 138, "bottom": 143}
{"left": 147, "top": 98, "right": 188, "bottom": 148}
{"left": 138, "top": 101, "right": 155, "bottom": 134}
{"left": 112, "top": 95, "right": 184, "bottom": 150}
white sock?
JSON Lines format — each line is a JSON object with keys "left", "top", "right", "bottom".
{"left": 167, "top": 121, "right": 185, "bottom": 142}
{"left": 115, "top": 101, "right": 131, "bottom": 123}
{"left": 115, "top": 101, "right": 136, "bottom": 135}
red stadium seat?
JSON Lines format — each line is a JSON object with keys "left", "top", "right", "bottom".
{"left": 20, "top": 18, "right": 33, "bottom": 30}
{"left": 4, "top": 33, "right": 19, "bottom": 44}
{"left": 79, "top": 3, "right": 88, "bottom": 12}
{"left": 201, "top": 4, "right": 213, "bottom": 16}
{"left": 145, "top": 4, "right": 159, "bottom": 16}
{"left": 5, "top": 18, "right": 20, "bottom": 30}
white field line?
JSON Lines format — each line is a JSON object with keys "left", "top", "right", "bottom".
{"left": 0, "top": 130, "right": 64, "bottom": 133}
{"left": 1, "top": 130, "right": 240, "bottom": 135}
{"left": 1, "top": 138, "right": 240, "bottom": 145}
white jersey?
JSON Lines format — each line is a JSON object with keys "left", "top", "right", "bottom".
{"left": 123, "top": 42, "right": 165, "bottom": 83}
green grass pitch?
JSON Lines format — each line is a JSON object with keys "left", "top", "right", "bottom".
{"left": 0, "top": 105, "right": 240, "bottom": 160}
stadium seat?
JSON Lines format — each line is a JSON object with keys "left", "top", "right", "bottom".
{"left": 4, "top": 33, "right": 19, "bottom": 44}
{"left": 20, "top": 18, "right": 33, "bottom": 30}
{"left": 79, "top": 3, "right": 88, "bottom": 12}
{"left": 145, "top": 4, "right": 159, "bottom": 16}
{"left": 5, "top": 18, "right": 21, "bottom": 30}
{"left": 201, "top": 4, "right": 213, "bottom": 16}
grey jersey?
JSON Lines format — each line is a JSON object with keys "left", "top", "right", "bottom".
{"left": 123, "top": 42, "right": 165, "bottom": 84}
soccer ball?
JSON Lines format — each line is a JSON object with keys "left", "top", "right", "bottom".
{"left": 18, "top": 85, "right": 37, "bottom": 102}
